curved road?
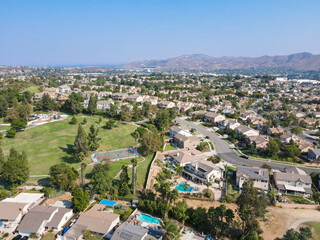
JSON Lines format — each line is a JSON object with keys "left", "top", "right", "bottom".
{"left": 290, "top": 219, "right": 320, "bottom": 230}
{"left": 175, "top": 118, "right": 320, "bottom": 174}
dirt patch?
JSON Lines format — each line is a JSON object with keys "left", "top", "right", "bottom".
{"left": 261, "top": 206, "right": 320, "bottom": 240}
{"left": 42, "top": 192, "right": 72, "bottom": 206}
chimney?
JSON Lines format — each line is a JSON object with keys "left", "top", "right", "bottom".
{"left": 19, "top": 207, "right": 24, "bottom": 217}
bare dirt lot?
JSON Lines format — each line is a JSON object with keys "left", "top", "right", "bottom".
{"left": 261, "top": 205, "right": 320, "bottom": 240}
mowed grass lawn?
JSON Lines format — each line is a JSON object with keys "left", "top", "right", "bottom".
{"left": 1, "top": 115, "right": 137, "bottom": 175}
{"left": 303, "top": 222, "right": 320, "bottom": 240}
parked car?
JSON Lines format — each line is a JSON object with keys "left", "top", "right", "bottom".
{"left": 206, "top": 136, "right": 210, "bottom": 139}
{"left": 240, "top": 155, "right": 249, "bottom": 159}
{"left": 12, "top": 235, "right": 22, "bottom": 240}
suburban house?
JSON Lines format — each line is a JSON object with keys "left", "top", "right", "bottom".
{"left": 112, "top": 93, "right": 128, "bottom": 101}
{"left": 97, "top": 99, "right": 114, "bottom": 110}
{"left": 64, "top": 204, "right": 120, "bottom": 240}
{"left": 204, "top": 112, "right": 225, "bottom": 123}
{"left": 239, "top": 110, "right": 254, "bottom": 121}
{"left": 46, "top": 207, "right": 73, "bottom": 231}
{"left": 188, "top": 110, "right": 206, "bottom": 117}
{"left": 157, "top": 101, "right": 175, "bottom": 109}
{"left": 219, "top": 119, "right": 240, "bottom": 130}
{"left": 173, "top": 133, "right": 200, "bottom": 150}
{"left": 2, "top": 193, "right": 44, "bottom": 210}
{"left": 176, "top": 101, "right": 194, "bottom": 113}
{"left": 236, "top": 166, "right": 269, "bottom": 191}
{"left": 313, "top": 112, "right": 320, "bottom": 118}
{"left": 235, "top": 125, "right": 259, "bottom": 137}
{"left": 0, "top": 202, "right": 28, "bottom": 229}
{"left": 308, "top": 149, "right": 320, "bottom": 162}
{"left": 267, "top": 127, "right": 284, "bottom": 136}
{"left": 33, "top": 92, "right": 44, "bottom": 101}
{"left": 58, "top": 85, "right": 72, "bottom": 94}
{"left": 126, "top": 94, "right": 144, "bottom": 103}
{"left": 245, "top": 135, "right": 269, "bottom": 150}
{"left": 169, "top": 125, "right": 192, "bottom": 138}
{"left": 168, "top": 150, "right": 206, "bottom": 166}
{"left": 83, "top": 91, "right": 98, "bottom": 99}
{"left": 280, "top": 133, "right": 299, "bottom": 144}
{"left": 111, "top": 222, "right": 163, "bottom": 240}
{"left": 17, "top": 205, "right": 72, "bottom": 236}
{"left": 183, "top": 160, "right": 224, "bottom": 184}
{"left": 274, "top": 167, "right": 312, "bottom": 197}
{"left": 98, "top": 91, "right": 112, "bottom": 99}
{"left": 143, "top": 97, "right": 158, "bottom": 105}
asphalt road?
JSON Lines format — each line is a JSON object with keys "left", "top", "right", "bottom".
{"left": 175, "top": 118, "right": 320, "bottom": 174}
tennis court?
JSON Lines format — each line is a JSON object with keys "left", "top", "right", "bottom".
{"left": 92, "top": 147, "right": 139, "bottom": 162}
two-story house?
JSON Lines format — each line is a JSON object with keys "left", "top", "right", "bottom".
{"left": 173, "top": 133, "right": 200, "bottom": 150}
{"left": 183, "top": 160, "right": 224, "bottom": 184}
{"left": 204, "top": 112, "right": 226, "bottom": 123}
{"left": 274, "top": 167, "right": 312, "bottom": 197}
{"left": 236, "top": 166, "right": 269, "bottom": 191}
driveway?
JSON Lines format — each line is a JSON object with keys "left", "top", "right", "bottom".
{"left": 175, "top": 118, "right": 320, "bottom": 174}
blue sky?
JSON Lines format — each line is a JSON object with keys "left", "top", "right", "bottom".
{"left": 0, "top": 0, "right": 319, "bottom": 66}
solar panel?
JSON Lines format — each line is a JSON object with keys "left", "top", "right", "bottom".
{"left": 120, "top": 232, "right": 133, "bottom": 240}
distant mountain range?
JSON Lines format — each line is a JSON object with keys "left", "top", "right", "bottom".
{"left": 123, "top": 52, "right": 320, "bottom": 71}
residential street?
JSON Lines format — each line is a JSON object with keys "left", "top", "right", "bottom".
{"left": 175, "top": 118, "right": 320, "bottom": 174}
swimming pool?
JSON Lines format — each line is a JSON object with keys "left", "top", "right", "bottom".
{"left": 175, "top": 182, "right": 194, "bottom": 192}
{"left": 138, "top": 213, "right": 161, "bottom": 225}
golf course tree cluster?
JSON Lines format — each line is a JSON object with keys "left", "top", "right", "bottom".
{"left": 0, "top": 148, "right": 30, "bottom": 187}
{"left": 73, "top": 124, "right": 100, "bottom": 162}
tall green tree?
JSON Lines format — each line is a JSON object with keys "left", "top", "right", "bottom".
{"left": 265, "top": 138, "right": 280, "bottom": 157}
{"left": 63, "top": 92, "right": 83, "bottom": 114}
{"left": 0, "top": 96, "right": 9, "bottom": 117}
{"left": 131, "top": 158, "right": 138, "bottom": 195}
{"left": 162, "top": 219, "right": 180, "bottom": 240}
{"left": 40, "top": 93, "right": 54, "bottom": 111}
{"left": 80, "top": 162, "right": 87, "bottom": 189}
{"left": 50, "top": 163, "right": 78, "bottom": 190}
{"left": 74, "top": 125, "right": 89, "bottom": 157}
{"left": 87, "top": 94, "right": 97, "bottom": 115}
{"left": 87, "top": 125, "right": 101, "bottom": 151}
{"left": 132, "top": 130, "right": 140, "bottom": 153}
{"left": 0, "top": 148, "right": 5, "bottom": 173}
{"left": 72, "top": 187, "right": 90, "bottom": 212}
{"left": 120, "top": 105, "right": 131, "bottom": 122}
{"left": 155, "top": 110, "right": 170, "bottom": 131}
{"left": 90, "top": 163, "right": 111, "bottom": 194}
{"left": 10, "top": 118, "right": 27, "bottom": 131}
{"left": 141, "top": 131, "right": 162, "bottom": 156}
{"left": 1, "top": 148, "right": 29, "bottom": 186}
{"left": 236, "top": 179, "right": 269, "bottom": 238}
{"left": 276, "top": 227, "right": 312, "bottom": 240}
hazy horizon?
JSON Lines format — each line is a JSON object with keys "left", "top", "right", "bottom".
{"left": 1, "top": 0, "right": 320, "bottom": 66}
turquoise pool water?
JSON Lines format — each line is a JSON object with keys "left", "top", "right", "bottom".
{"left": 175, "top": 182, "right": 194, "bottom": 192}
{"left": 139, "top": 213, "right": 161, "bottom": 225}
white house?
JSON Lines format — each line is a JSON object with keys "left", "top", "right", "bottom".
{"left": 235, "top": 125, "right": 259, "bottom": 137}
{"left": 183, "top": 160, "right": 224, "bottom": 184}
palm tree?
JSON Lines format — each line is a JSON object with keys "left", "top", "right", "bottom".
{"left": 132, "top": 131, "right": 140, "bottom": 154}
{"left": 162, "top": 219, "right": 180, "bottom": 240}
{"left": 80, "top": 162, "right": 87, "bottom": 189}
{"left": 131, "top": 158, "right": 138, "bottom": 195}
{"left": 169, "top": 189, "right": 180, "bottom": 204}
